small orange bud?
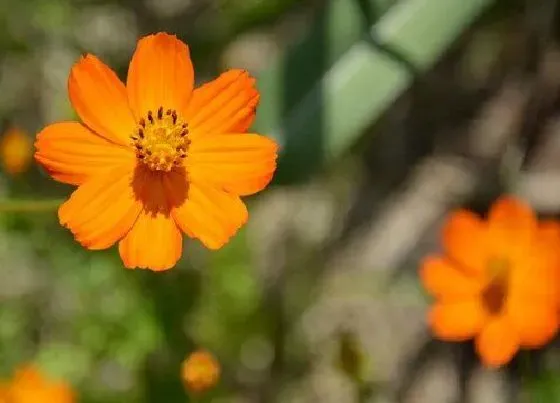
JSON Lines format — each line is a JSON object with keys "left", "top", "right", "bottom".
{"left": 181, "top": 350, "right": 220, "bottom": 394}
{"left": 0, "top": 127, "right": 32, "bottom": 176}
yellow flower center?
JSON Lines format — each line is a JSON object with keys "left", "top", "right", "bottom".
{"left": 131, "top": 106, "right": 190, "bottom": 171}
{"left": 481, "top": 257, "right": 510, "bottom": 315}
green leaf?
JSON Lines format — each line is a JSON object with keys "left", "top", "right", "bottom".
{"left": 525, "top": 371, "right": 560, "bottom": 403}
{"left": 255, "top": 0, "right": 493, "bottom": 183}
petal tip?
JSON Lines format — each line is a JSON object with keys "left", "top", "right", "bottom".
{"left": 489, "top": 195, "right": 534, "bottom": 219}
{"left": 124, "top": 262, "right": 176, "bottom": 272}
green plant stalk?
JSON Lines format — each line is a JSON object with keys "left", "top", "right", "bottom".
{"left": 0, "top": 199, "right": 63, "bottom": 213}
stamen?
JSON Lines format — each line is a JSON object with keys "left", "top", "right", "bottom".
{"left": 130, "top": 106, "right": 190, "bottom": 172}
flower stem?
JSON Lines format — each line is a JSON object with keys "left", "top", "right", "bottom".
{"left": 0, "top": 199, "right": 63, "bottom": 213}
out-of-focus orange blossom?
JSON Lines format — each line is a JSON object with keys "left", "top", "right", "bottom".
{"left": 181, "top": 349, "right": 220, "bottom": 394}
{"left": 0, "top": 127, "right": 32, "bottom": 176}
{"left": 0, "top": 365, "right": 75, "bottom": 403}
{"left": 419, "top": 196, "right": 560, "bottom": 368}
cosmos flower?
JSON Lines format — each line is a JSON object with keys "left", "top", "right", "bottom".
{"left": 420, "top": 196, "right": 560, "bottom": 367}
{"left": 35, "top": 33, "right": 278, "bottom": 271}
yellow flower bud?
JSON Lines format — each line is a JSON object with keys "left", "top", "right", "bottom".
{"left": 0, "top": 127, "right": 32, "bottom": 176}
{"left": 181, "top": 350, "right": 220, "bottom": 394}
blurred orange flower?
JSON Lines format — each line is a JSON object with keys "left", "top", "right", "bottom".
{"left": 0, "top": 127, "right": 32, "bottom": 176}
{"left": 181, "top": 350, "right": 220, "bottom": 394}
{"left": 1, "top": 365, "right": 74, "bottom": 403}
{"left": 35, "top": 32, "right": 278, "bottom": 271}
{"left": 420, "top": 196, "right": 560, "bottom": 368}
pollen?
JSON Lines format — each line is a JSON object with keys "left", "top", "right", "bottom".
{"left": 131, "top": 106, "right": 190, "bottom": 171}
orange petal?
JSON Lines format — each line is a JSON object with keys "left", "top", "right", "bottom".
{"left": 419, "top": 255, "right": 483, "bottom": 300}
{"left": 186, "top": 133, "right": 278, "bottom": 196}
{"left": 487, "top": 196, "right": 537, "bottom": 255}
{"left": 35, "top": 122, "right": 134, "bottom": 186}
{"left": 428, "top": 299, "right": 487, "bottom": 341}
{"left": 509, "top": 255, "right": 560, "bottom": 306}
{"left": 507, "top": 300, "right": 559, "bottom": 348}
{"left": 475, "top": 316, "right": 519, "bottom": 368}
{"left": 163, "top": 171, "right": 248, "bottom": 249}
{"left": 58, "top": 164, "right": 141, "bottom": 250}
{"left": 184, "top": 69, "right": 259, "bottom": 135}
{"left": 127, "top": 33, "right": 194, "bottom": 120}
{"left": 442, "top": 209, "right": 487, "bottom": 275}
{"left": 505, "top": 220, "right": 560, "bottom": 309}
{"left": 0, "top": 383, "right": 8, "bottom": 400}
{"left": 118, "top": 167, "right": 183, "bottom": 271}
{"left": 538, "top": 220, "right": 560, "bottom": 244}
{"left": 118, "top": 211, "right": 182, "bottom": 271}
{"left": 535, "top": 220, "right": 560, "bottom": 274}
{"left": 68, "top": 54, "right": 136, "bottom": 146}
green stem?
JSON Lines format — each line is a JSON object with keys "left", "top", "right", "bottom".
{"left": 0, "top": 199, "right": 63, "bottom": 213}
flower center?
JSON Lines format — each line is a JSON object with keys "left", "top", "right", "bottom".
{"left": 131, "top": 106, "right": 190, "bottom": 172}
{"left": 481, "top": 257, "right": 510, "bottom": 315}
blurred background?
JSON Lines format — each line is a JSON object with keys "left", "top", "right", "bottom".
{"left": 1, "top": 0, "right": 560, "bottom": 401}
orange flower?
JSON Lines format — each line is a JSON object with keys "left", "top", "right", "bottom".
{"left": 1, "top": 365, "right": 75, "bottom": 403}
{"left": 420, "top": 196, "right": 560, "bottom": 368}
{"left": 35, "top": 33, "right": 278, "bottom": 271}
{"left": 181, "top": 350, "right": 220, "bottom": 394}
{"left": 0, "top": 127, "right": 32, "bottom": 176}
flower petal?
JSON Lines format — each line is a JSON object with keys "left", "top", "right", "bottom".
{"left": 487, "top": 196, "right": 537, "bottom": 255}
{"left": 428, "top": 299, "right": 487, "bottom": 341}
{"left": 442, "top": 209, "right": 488, "bottom": 275}
{"left": 507, "top": 300, "right": 559, "bottom": 348}
{"left": 118, "top": 166, "right": 183, "bottom": 271}
{"left": 68, "top": 54, "right": 136, "bottom": 146}
{"left": 515, "top": 221, "right": 560, "bottom": 306}
{"left": 475, "top": 316, "right": 519, "bottom": 368}
{"left": 509, "top": 254, "right": 560, "bottom": 306}
{"left": 419, "top": 255, "right": 483, "bottom": 300}
{"left": 184, "top": 69, "right": 259, "bottom": 135}
{"left": 187, "top": 133, "right": 278, "bottom": 196}
{"left": 35, "top": 122, "right": 134, "bottom": 186}
{"left": 118, "top": 211, "right": 182, "bottom": 271}
{"left": 163, "top": 171, "right": 248, "bottom": 249}
{"left": 58, "top": 164, "right": 141, "bottom": 250}
{"left": 537, "top": 220, "right": 560, "bottom": 246}
{"left": 0, "top": 383, "right": 8, "bottom": 399}
{"left": 127, "top": 33, "right": 194, "bottom": 119}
